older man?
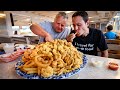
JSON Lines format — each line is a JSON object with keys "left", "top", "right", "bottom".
{"left": 30, "top": 12, "right": 71, "bottom": 42}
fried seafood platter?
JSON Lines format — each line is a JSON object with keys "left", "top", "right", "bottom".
{"left": 15, "top": 39, "right": 87, "bottom": 79}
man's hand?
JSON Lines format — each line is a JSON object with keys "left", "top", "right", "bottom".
{"left": 45, "top": 34, "right": 53, "bottom": 42}
{"left": 66, "top": 33, "right": 76, "bottom": 42}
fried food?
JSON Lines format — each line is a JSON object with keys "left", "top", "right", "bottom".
{"left": 41, "top": 66, "right": 53, "bottom": 77}
{"left": 19, "top": 39, "right": 83, "bottom": 78}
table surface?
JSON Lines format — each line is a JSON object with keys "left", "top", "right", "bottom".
{"left": 0, "top": 54, "right": 120, "bottom": 79}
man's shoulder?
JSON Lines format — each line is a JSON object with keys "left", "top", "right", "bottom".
{"left": 111, "top": 31, "right": 117, "bottom": 34}
{"left": 40, "top": 21, "right": 52, "bottom": 25}
{"left": 64, "top": 27, "right": 71, "bottom": 33}
{"left": 89, "top": 28, "right": 104, "bottom": 37}
{"left": 89, "top": 27, "right": 102, "bottom": 33}
{"left": 64, "top": 27, "right": 70, "bottom": 30}
{"left": 90, "top": 27, "right": 101, "bottom": 31}
{"left": 39, "top": 21, "right": 53, "bottom": 30}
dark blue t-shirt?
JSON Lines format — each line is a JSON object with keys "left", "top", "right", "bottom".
{"left": 72, "top": 28, "right": 108, "bottom": 56}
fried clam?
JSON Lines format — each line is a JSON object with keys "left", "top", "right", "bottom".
{"left": 64, "top": 58, "right": 75, "bottom": 70}
{"left": 41, "top": 66, "right": 53, "bottom": 78}
{"left": 51, "top": 61, "right": 57, "bottom": 68}
{"left": 23, "top": 49, "right": 32, "bottom": 58}
{"left": 30, "top": 49, "right": 40, "bottom": 58}
{"left": 63, "top": 54, "right": 71, "bottom": 65}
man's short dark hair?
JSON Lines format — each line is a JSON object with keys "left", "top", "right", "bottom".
{"left": 72, "top": 11, "right": 88, "bottom": 23}
{"left": 107, "top": 25, "right": 113, "bottom": 31}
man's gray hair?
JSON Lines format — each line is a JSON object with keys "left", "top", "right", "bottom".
{"left": 56, "top": 12, "right": 68, "bottom": 19}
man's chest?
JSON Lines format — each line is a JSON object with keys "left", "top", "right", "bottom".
{"left": 72, "top": 36, "right": 97, "bottom": 52}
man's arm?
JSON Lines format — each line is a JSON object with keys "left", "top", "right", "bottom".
{"left": 30, "top": 23, "right": 49, "bottom": 37}
{"left": 101, "top": 49, "right": 108, "bottom": 57}
{"left": 30, "top": 23, "right": 53, "bottom": 42}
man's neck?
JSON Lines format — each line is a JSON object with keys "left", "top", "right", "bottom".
{"left": 82, "top": 28, "right": 89, "bottom": 37}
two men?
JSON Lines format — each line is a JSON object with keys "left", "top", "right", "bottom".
{"left": 30, "top": 11, "right": 108, "bottom": 57}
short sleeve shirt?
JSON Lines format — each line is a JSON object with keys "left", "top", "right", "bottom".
{"left": 39, "top": 21, "right": 71, "bottom": 42}
{"left": 72, "top": 28, "right": 108, "bottom": 56}
{"left": 104, "top": 31, "right": 117, "bottom": 39}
